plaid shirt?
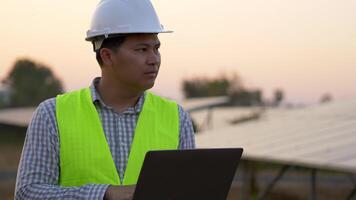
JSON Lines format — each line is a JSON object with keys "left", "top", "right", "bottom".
{"left": 15, "top": 78, "right": 195, "bottom": 200}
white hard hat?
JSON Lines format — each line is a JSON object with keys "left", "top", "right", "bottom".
{"left": 86, "top": 0, "right": 172, "bottom": 50}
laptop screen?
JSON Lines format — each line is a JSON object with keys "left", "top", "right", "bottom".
{"left": 133, "top": 148, "right": 243, "bottom": 200}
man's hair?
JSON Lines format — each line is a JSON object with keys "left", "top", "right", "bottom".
{"left": 95, "top": 35, "right": 127, "bottom": 66}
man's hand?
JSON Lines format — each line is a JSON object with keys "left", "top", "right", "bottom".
{"left": 104, "top": 185, "right": 136, "bottom": 200}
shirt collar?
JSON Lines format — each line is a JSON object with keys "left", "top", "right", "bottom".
{"left": 89, "top": 77, "right": 145, "bottom": 114}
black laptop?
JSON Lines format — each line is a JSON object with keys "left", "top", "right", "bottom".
{"left": 133, "top": 148, "right": 243, "bottom": 200}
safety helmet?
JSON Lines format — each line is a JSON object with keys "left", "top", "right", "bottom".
{"left": 86, "top": 0, "right": 172, "bottom": 51}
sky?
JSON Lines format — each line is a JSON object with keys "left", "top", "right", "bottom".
{"left": 1, "top": 0, "right": 356, "bottom": 104}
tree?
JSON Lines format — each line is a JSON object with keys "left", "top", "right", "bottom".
{"left": 273, "top": 89, "right": 284, "bottom": 106}
{"left": 319, "top": 93, "right": 332, "bottom": 104}
{"left": 182, "top": 72, "right": 264, "bottom": 106}
{"left": 3, "top": 58, "right": 63, "bottom": 107}
{"left": 182, "top": 76, "right": 230, "bottom": 98}
{"left": 229, "top": 89, "right": 263, "bottom": 106}
{"left": 182, "top": 72, "right": 243, "bottom": 98}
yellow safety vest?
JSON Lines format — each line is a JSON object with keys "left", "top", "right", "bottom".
{"left": 56, "top": 88, "right": 179, "bottom": 186}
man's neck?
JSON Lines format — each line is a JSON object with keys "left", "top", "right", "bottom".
{"left": 96, "top": 77, "right": 142, "bottom": 113}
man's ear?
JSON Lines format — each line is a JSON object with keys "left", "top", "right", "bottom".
{"left": 100, "top": 48, "right": 114, "bottom": 66}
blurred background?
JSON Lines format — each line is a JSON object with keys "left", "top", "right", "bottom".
{"left": 0, "top": 0, "right": 355, "bottom": 199}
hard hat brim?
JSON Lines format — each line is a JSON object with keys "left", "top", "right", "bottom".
{"left": 85, "top": 30, "right": 173, "bottom": 42}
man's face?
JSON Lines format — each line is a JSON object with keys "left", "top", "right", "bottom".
{"left": 109, "top": 34, "right": 161, "bottom": 92}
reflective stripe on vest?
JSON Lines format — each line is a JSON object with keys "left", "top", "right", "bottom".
{"left": 56, "top": 88, "right": 179, "bottom": 186}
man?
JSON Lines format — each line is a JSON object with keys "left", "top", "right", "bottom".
{"left": 15, "top": 0, "right": 195, "bottom": 199}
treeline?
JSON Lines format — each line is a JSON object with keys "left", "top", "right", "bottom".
{"left": 182, "top": 73, "right": 284, "bottom": 106}
{"left": 182, "top": 76, "right": 230, "bottom": 98}
{"left": 0, "top": 58, "right": 63, "bottom": 108}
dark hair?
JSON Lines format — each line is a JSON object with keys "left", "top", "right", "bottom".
{"left": 95, "top": 35, "right": 127, "bottom": 66}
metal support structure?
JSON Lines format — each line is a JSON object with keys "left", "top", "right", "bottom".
{"left": 206, "top": 106, "right": 213, "bottom": 129}
{"left": 257, "top": 165, "right": 290, "bottom": 200}
{"left": 199, "top": 106, "right": 214, "bottom": 131}
{"left": 344, "top": 174, "right": 356, "bottom": 200}
{"left": 240, "top": 160, "right": 257, "bottom": 200}
{"left": 345, "top": 186, "right": 356, "bottom": 200}
{"left": 240, "top": 160, "right": 251, "bottom": 200}
{"left": 310, "top": 169, "right": 317, "bottom": 200}
{"left": 348, "top": 175, "right": 356, "bottom": 185}
{"left": 237, "top": 160, "right": 356, "bottom": 200}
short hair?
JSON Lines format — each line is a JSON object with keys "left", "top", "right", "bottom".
{"left": 95, "top": 35, "right": 127, "bottom": 66}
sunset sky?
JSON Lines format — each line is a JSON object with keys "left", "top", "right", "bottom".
{"left": 1, "top": 0, "right": 355, "bottom": 104}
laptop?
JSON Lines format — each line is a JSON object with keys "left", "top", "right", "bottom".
{"left": 133, "top": 148, "right": 243, "bottom": 200}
